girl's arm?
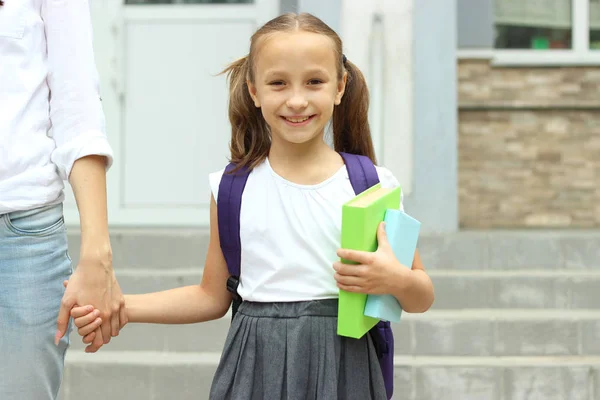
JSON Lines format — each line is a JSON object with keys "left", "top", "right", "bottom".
{"left": 334, "top": 222, "right": 435, "bottom": 313}
{"left": 71, "top": 195, "right": 233, "bottom": 329}
{"left": 388, "top": 249, "right": 434, "bottom": 313}
{"left": 127, "top": 195, "right": 233, "bottom": 324}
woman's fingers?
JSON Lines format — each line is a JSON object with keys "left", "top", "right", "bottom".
{"left": 111, "top": 311, "right": 120, "bottom": 337}
{"left": 82, "top": 331, "right": 95, "bottom": 345}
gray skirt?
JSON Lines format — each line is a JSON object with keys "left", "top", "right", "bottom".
{"left": 209, "top": 299, "right": 387, "bottom": 400}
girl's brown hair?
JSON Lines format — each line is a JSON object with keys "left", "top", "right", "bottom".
{"left": 221, "top": 12, "right": 376, "bottom": 171}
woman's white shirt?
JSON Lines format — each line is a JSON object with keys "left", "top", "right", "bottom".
{"left": 0, "top": 0, "right": 113, "bottom": 213}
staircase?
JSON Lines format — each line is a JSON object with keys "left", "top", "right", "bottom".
{"left": 58, "top": 230, "right": 600, "bottom": 400}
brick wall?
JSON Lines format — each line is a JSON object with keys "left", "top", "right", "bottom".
{"left": 458, "top": 60, "right": 600, "bottom": 228}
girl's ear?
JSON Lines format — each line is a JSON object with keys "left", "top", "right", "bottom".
{"left": 247, "top": 80, "right": 261, "bottom": 108}
{"left": 335, "top": 71, "right": 348, "bottom": 106}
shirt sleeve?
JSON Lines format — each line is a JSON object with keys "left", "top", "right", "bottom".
{"left": 209, "top": 169, "right": 225, "bottom": 203}
{"left": 42, "top": 0, "right": 113, "bottom": 180}
{"left": 375, "top": 166, "right": 405, "bottom": 211}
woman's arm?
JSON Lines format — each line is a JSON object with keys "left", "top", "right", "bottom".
{"left": 126, "top": 195, "right": 233, "bottom": 324}
{"left": 44, "top": 0, "right": 122, "bottom": 352}
{"left": 57, "top": 155, "right": 126, "bottom": 349}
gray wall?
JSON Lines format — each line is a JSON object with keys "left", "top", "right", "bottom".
{"left": 280, "top": 0, "right": 297, "bottom": 14}
{"left": 297, "top": 0, "right": 342, "bottom": 33}
{"left": 457, "top": 0, "right": 494, "bottom": 48}
{"left": 404, "top": 0, "right": 458, "bottom": 233}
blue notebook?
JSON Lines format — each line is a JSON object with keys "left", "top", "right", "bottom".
{"left": 363, "top": 209, "right": 421, "bottom": 322}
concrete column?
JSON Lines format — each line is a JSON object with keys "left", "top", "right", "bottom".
{"left": 404, "top": 0, "right": 458, "bottom": 233}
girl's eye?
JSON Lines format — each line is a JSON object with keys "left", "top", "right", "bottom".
{"left": 308, "top": 79, "right": 323, "bottom": 85}
{"left": 269, "top": 81, "right": 285, "bottom": 86}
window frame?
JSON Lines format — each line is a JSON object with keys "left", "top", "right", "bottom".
{"left": 458, "top": 0, "right": 600, "bottom": 66}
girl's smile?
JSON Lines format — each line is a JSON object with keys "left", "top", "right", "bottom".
{"left": 281, "top": 114, "right": 317, "bottom": 126}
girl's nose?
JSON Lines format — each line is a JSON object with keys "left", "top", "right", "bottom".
{"left": 286, "top": 90, "right": 308, "bottom": 109}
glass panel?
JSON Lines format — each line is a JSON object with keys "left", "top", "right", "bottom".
{"left": 494, "top": 0, "right": 572, "bottom": 49}
{"left": 125, "top": 0, "right": 253, "bottom": 4}
{"left": 591, "top": 0, "right": 600, "bottom": 49}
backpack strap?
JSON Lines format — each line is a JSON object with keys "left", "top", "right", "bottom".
{"left": 217, "top": 162, "right": 250, "bottom": 318}
{"left": 339, "top": 152, "right": 380, "bottom": 194}
{"left": 339, "top": 152, "right": 395, "bottom": 400}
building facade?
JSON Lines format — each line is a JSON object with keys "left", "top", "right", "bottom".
{"left": 74, "top": 1, "right": 598, "bottom": 231}
{"left": 67, "top": 0, "right": 458, "bottom": 233}
{"left": 458, "top": 0, "right": 600, "bottom": 228}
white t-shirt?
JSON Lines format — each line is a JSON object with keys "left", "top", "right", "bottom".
{"left": 209, "top": 158, "right": 404, "bottom": 303}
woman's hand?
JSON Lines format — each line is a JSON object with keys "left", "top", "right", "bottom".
{"left": 62, "top": 280, "right": 129, "bottom": 349}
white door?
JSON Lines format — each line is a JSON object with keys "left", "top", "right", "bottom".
{"left": 64, "top": 0, "right": 279, "bottom": 227}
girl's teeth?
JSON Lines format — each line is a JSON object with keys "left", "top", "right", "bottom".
{"left": 286, "top": 116, "right": 309, "bottom": 123}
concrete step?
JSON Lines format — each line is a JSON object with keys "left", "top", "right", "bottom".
{"left": 67, "top": 229, "right": 600, "bottom": 270}
{"left": 111, "top": 268, "right": 600, "bottom": 310}
{"left": 59, "top": 352, "right": 600, "bottom": 400}
{"left": 429, "top": 270, "right": 600, "bottom": 309}
{"left": 68, "top": 310, "right": 600, "bottom": 358}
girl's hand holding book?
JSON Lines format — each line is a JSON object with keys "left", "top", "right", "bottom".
{"left": 333, "top": 221, "right": 411, "bottom": 295}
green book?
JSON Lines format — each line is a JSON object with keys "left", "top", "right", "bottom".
{"left": 337, "top": 183, "right": 402, "bottom": 338}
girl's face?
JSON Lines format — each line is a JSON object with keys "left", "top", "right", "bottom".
{"left": 248, "top": 31, "right": 347, "bottom": 149}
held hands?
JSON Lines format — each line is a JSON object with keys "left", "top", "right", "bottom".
{"left": 56, "top": 261, "right": 127, "bottom": 353}
{"left": 61, "top": 280, "right": 129, "bottom": 349}
{"left": 334, "top": 222, "right": 410, "bottom": 294}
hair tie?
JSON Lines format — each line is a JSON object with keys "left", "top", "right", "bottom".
{"left": 342, "top": 54, "right": 347, "bottom": 65}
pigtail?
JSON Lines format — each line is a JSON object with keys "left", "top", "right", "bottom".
{"left": 332, "top": 59, "right": 377, "bottom": 164}
{"left": 0, "top": 1, "right": 5, "bottom": 6}
{"left": 221, "top": 56, "right": 270, "bottom": 172}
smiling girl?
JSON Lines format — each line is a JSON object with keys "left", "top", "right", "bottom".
{"left": 68, "top": 13, "right": 434, "bottom": 400}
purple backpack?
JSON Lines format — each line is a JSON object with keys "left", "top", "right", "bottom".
{"left": 217, "top": 152, "right": 394, "bottom": 400}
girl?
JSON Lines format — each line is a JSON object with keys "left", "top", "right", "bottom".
{"left": 70, "top": 12, "right": 434, "bottom": 400}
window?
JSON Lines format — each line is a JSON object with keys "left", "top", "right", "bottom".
{"left": 495, "top": 0, "right": 572, "bottom": 49}
{"left": 592, "top": 0, "right": 600, "bottom": 48}
{"left": 457, "top": 0, "right": 600, "bottom": 65}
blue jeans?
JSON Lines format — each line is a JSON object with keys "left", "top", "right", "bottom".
{"left": 0, "top": 204, "right": 73, "bottom": 400}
